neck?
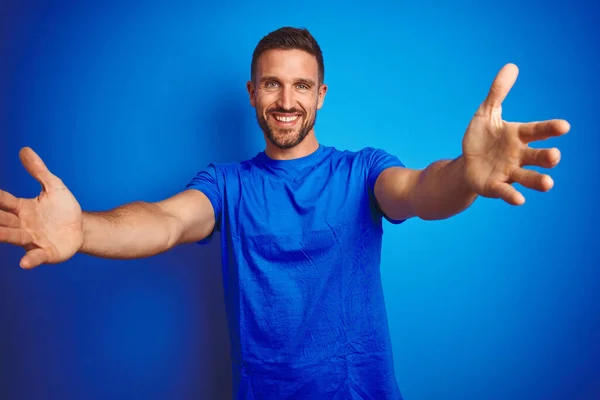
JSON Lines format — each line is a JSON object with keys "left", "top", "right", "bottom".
{"left": 265, "top": 131, "right": 319, "bottom": 160}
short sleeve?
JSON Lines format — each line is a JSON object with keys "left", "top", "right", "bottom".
{"left": 185, "top": 163, "right": 222, "bottom": 244}
{"left": 363, "top": 147, "right": 407, "bottom": 225}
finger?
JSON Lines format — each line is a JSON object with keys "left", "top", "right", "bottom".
{"left": 488, "top": 180, "right": 525, "bottom": 206}
{"left": 19, "top": 147, "right": 64, "bottom": 192}
{"left": 510, "top": 168, "right": 554, "bottom": 192}
{"left": 0, "top": 189, "right": 21, "bottom": 214}
{"left": 0, "top": 227, "right": 33, "bottom": 247}
{"left": 518, "top": 120, "right": 570, "bottom": 143}
{"left": 0, "top": 210, "right": 20, "bottom": 228}
{"left": 20, "top": 248, "right": 50, "bottom": 269}
{"left": 482, "top": 63, "right": 519, "bottom": 109}
{"left": 521, "top": 147, "right": 561, "bottom": 168}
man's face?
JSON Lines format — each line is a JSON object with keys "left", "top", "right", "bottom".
{"left": 247, "top": 49, "right": 327, "bottom": 150}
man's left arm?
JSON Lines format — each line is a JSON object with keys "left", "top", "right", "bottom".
{"left": 374, "top": 157, "right": 477, "bottom": 221}
{"left": 374, "top": 63, "right": 569, "bottom": 222}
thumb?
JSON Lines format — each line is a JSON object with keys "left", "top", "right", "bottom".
{"left": 19, "top": 147, "right": 64, "bottom": 192}
{"left": 481, "top": 63, "right": 519, "bottom": 110}
{"left": 20, "top": 248, "right": 51, "bottom": 269}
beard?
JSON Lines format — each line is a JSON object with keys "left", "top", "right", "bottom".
{"left": 256, "top": 107, "right": 317, "bottom": 150}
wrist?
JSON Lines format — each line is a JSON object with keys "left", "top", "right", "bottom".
{"left": 454, "top": 155, "right": 476, "bottom": 194}
{"left": 79, "top": 212, "right": 94, "bottom": 254}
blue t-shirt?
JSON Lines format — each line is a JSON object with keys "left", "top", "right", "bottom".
{"left": 186, "top": 144, "right": 405, "bottom": 400}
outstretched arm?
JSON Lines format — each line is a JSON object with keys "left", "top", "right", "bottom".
{"left": 375, "top": 157, "right": 477, "bottom": 221}
{"left": 80, "top": 189, "right": 215, "bottom": 260}
{"left": 374, "top": 63, "right": 569, "bottom": 221}
{"left": 0, "top": 147, "right": 215, "bottom": 269}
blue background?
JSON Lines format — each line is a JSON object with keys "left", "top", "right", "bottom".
{"left": 1, "top": 1, "right": 598, "bottom": 399}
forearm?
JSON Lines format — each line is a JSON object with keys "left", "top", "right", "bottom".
{"left": 410, "top": 156, "right": 478, "bottom": 220}
{"left": 80, "top": 201, "right": 179, "bottom": 259}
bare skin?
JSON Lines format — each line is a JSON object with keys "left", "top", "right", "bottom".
{"left": 0, "top": 59, "right": 569, "bottom": 269}
{"left": 374, "top": 63, "right": 569, "bottom": 221}
{"left": 0, "top": 148, "right": 214, "bottom": 269}
{"left": 0, "top": 149, "right": 83, "bottom": 268}
{"left": 461, "top": 63, "right": 567, "bottom": 205}
{"left": 246, "top": 49, "right": 327, "bottom": 161}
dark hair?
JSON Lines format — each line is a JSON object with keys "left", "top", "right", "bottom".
{"left": 251, "top": 27, "right": 324, "bottom": 84}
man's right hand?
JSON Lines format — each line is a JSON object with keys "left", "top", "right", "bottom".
{"left": 0, "top": 147, "right": 83, "bottom": 269}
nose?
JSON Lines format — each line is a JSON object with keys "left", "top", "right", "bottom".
{"left": 277, "top": 85, "right": 294, "bottom": 111}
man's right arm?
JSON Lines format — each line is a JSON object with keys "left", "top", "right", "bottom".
{"left": 80, "top": 189, "right": 215, "bottom": 259}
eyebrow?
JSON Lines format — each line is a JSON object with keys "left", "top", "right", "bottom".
{"left": 260, "top": 76, "right": 317, "bottom": 87}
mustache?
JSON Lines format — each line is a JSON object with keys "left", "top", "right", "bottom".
{"left": 268, "top": 108, "right": 303, "bottom": 115}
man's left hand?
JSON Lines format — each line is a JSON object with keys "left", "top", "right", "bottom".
{"left": 462, "top": 63, "right": 570, "bottom": 205}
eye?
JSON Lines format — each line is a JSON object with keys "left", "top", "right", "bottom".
{"left": 296, "top": 83, "right": 309, "bottom": 90}
{"left": 265, "top": 81, "right": 279, "bottom": 88}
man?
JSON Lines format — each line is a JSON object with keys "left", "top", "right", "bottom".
{"left": 0, "top": 27, "right": 568, "bottom": 399}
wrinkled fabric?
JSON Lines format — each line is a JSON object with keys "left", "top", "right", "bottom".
{"left": 186, "top": 145, "right": 405, "bottom": 399}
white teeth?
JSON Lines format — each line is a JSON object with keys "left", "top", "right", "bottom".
{"left": 274, "top": 115, "right": 298, "bottom": 122}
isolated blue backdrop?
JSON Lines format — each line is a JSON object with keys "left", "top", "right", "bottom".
{"left": 1, "top": 1, "right": 598, "bottom": 399}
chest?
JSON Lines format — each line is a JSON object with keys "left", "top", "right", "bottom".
{"left": 223, "top": 162, "right": 376, "bottom": 240}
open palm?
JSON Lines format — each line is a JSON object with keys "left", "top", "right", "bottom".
{"left": 0, "top": 147, "right": 83, "bottom": 269}
{"left": 462, "top": 63, "right": 570, "bottom": 205}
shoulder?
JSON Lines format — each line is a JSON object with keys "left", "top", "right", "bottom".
{"left": 205, "top": 156, "right": 258, "bottom": 175}
{"left": 330, "top": 146, "right": 405, "bottom": 187}
{"left": 199, "top": 153, "right": 271, "bottom": 186}
{"left": 323, "top": 145, "right": 401, "bottom": 166}
{"left": 359, "top": 147, "right": 405, "bottom": 169}
{"left": 357, "top": 146, "right": 399, "bottom": 160}
{"left": 317, "top": 144, "right": 370, "bottom": 160}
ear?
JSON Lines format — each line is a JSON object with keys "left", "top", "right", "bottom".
{"left": 316, "top": 83, "right": 328, "bottom": 110}
{"left": 246, "top": 80, "right": 256, "bottom": 107}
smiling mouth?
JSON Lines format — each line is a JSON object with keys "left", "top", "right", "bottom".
{"left": 270, "top": 113, "right": 301, "bottom": 126}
